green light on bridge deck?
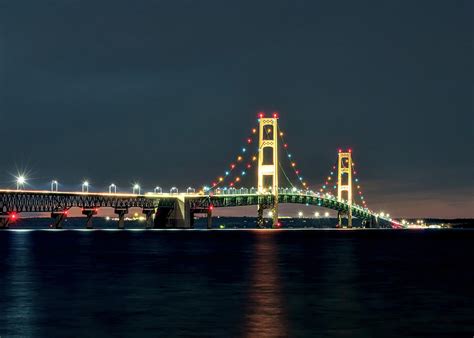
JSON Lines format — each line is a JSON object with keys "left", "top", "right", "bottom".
{"left": 219, "top": 224, "right": 225, "bottom": 229}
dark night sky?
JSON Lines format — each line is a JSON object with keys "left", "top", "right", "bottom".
{"left": 0, "top": 0, "right": 472, "bottom": 218}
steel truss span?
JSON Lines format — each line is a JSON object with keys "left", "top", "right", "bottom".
{"left": 0, "top": 113, "right": 398, "bottom": 229}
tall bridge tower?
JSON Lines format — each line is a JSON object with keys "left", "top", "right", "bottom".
{"left": 337, "top": 149, "right": 353, "bottom": 227}
{"left": 257, "top": 113, "right": 279, "bottom": 227}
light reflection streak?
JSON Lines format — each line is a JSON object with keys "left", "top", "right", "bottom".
{"left": 243, "top": 232, "right": 288, "bottom": 337}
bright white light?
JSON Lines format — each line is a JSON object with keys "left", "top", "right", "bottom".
{"left": 298, "top": 211, "right": 303, "bottom": 218}
{"left": 380, "top": 212, "right": 385, "bottom": 217}
{"left": 314, "top": 212, "right": 320, "bottom": 217}
{"left": 267, "top": 211, "right": 274, "bottom": 218}
{"left": 133, "top": 184, "right": 140, "bottom": 189}
{"left": 324, "top": 212, "right": 330, "bottom": 217}
{"left": 82, "top": 181, "right": 90, "bottom": 193}
{"left": 16, "top": 175, "right": 27, "bottom": 190}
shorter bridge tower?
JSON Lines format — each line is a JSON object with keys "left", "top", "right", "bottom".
{"left": 257, "top": 113, "right": 279, "bottom": 227}
{"left": 337, "top": 149, "right": 353, "bottom": 227}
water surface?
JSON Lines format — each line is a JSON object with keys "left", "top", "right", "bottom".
{"left": 0, "top": 229, "right": 473, "bottom": 337}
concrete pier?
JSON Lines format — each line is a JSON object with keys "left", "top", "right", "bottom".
{"left": 82, "top": 209, "right": 97, "bottom": 229}
{"left": 143, "top": 208, "right": 155, "bottom": 229}
{"left": 51, "top": 211, "right": 67, "bottom": 229}
{"left": 114, "top": 208, "right": 128, "bottom": 229}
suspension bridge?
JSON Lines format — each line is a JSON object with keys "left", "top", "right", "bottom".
{"left": 0, "top": 113, "right": 397, "bottom": 229}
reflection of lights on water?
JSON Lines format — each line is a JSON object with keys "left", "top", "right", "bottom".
{"left": 243, "top": 234, "right": 287, "bottom": 337}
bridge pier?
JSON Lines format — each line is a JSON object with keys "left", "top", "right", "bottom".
{"left": 51, "top": 211, "right": 67, "bottom": 229}
{"left": 153, "top": 206, "right": 173, "bottom": 228}
{"left": 337, "top": 210, "right": 352, "bottom": 228}
{"left": 207, "top": 208, "right": 212, "bottom": 229}
{"left": 257, "top": 205, "right": 265, "bottom": 228}
{"left": 0, "top": 214, "right": 11, "bottom": 229}
{"left": 82, "top": 209, "right": 97, "bottom": 229}
{"left": 114, "top": 208, "right": 128, "bottom": 229}
{"left": 143, "top": 208, "right": 155, "bottom": 229}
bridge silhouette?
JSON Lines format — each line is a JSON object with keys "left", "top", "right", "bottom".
{"left": 0, "top": 113, "right": 396, "bottom": 229}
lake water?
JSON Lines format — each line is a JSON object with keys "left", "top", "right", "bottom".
{"left": 0, "top": 228, "right": 473, "bottom": 337}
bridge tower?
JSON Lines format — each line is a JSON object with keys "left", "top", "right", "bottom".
{"left": 257, "top": 113, "right": 279, "bottom": 227}
{"left": 337, "top": 149, "right": 353, "bottom": 227}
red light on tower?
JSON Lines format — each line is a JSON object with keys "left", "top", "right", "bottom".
{"left": 348, "top": 148, "right": 352, "bottom": 153}
{"left": 258, "top": 112, "right": 265, "bottom": 118}
{"left": 272, "top": 112, "right": 279, "bottom": 118}
{"left": 338, "top": 149, "right": 342, "bottom": 153}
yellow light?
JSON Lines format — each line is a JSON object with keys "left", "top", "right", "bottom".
{"left": 302, "top": 182, "right": 306, "bottom": 186}
{"left": 267, "top": 128, "right": 271, "bottom": 133}
{"left": 219, "top": 177, "right": 223, "bottom": 182}
{"left": 237, "top": 156, "right": 242, "bottom": 161}
{"left": 252, "top": 128, "right": 256, "bottom": 134}
{"left": 279, "top": 132, "right": 284, "bottom": 136}
{"left": 328, "top": 177, "right": 331, "bottom": 180}
{"left": 235, "top": 177, "right": 240, "bottom": 182}
{"left": 291, "top": 162, "right": 296, "bottom": 167}
{"left": 252, "top": 156, "right": 257, "bottom": 161}
{"left": 134, "top": 212, "right": 139, "bottom": 217}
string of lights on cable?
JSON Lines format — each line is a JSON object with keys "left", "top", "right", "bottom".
{"left": 277, "top": 125, "right": 309, "bottom": 190}
{"left": 204, "top": 125, "right": 259, "bottom": 192}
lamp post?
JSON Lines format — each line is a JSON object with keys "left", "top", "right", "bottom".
{"left": 133, "top": 184, "right": 140, "bottom": 195}
{"left": 82, "top": 181, "right": 89, "bottom": 193}
{"left": 109, "top": 184, "right": 117, "bottom": 194}
{"left": 51, "top": 180, "right": 58, "bottom": 192}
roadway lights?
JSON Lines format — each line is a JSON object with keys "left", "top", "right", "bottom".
{"left": 82, "top": 181, "right": 89, "bottom": 193}
{"left": 268, "top": 211, "right": 274, "bottom": 218}
{"left": 324, "top": 212, "right": 330, "bottom": 217}
{"left": 51, "top": 180, "right": 58, "bottom": 192}
{"left": 16, "top": 175, "right": 26, "bottom": 190}
{"left": 298, "top": 211, "right": 303, "bottom": 218}
{"left": 133, "top": 184, "right": 141, "bottom": 195}
{"left": 154, "top": 186, "right": 162, "bottom": 194}
{"left": 109, "top": 184, "right": 117, "bottom": 194}
{"left": 314, "top": 212, "right": 320, "bottom": 217}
